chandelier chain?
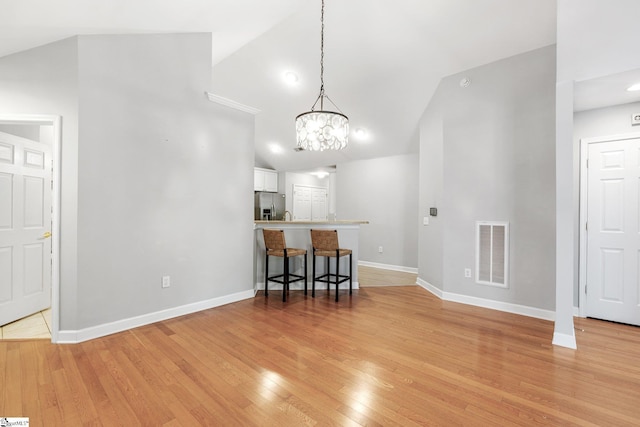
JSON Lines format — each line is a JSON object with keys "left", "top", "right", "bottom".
{"left": 320, "top": 0, "right": 325, "bottom": 102}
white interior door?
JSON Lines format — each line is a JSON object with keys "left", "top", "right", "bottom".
{"left": 293, "top": 185, "right": 312, "bottom": 220}
{"left": 586, "top": 138, "right": 640, "bottom": 326}
{"left": 311, "top": 187, "right": 327, "bottom": 221}
{"left": 0, "top": 131, "right": 52, "bottom": 326}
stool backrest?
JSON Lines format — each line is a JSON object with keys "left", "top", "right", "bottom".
{"left": 263, "top": 229, "right": 286, "bottom": 251}
{"left": 310, "top": 229, "right": 339, "bottom": 251}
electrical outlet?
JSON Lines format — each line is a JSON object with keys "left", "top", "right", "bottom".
{"left": 464, "top": 268, "right": 471, "bottom": 278}
{"left": 162, "top": 275, "right": 171, "bottom": 288}
{"left": 378, "top": 246, "right": 383, "bottom": 253}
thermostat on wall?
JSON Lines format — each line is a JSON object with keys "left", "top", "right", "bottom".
{"left": 632, "top": 113, "right": 640, "bottom": 125}
{"left": 430, "top": 207, "right": 438, "bottom": 216}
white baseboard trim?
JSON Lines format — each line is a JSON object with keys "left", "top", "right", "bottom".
{"left": 55, "top": 289, "right": 255, "bottom": 344}
{"left": 358, "top": 261, "right": 418, "bottom": 274}
{"left": 416, "top": 278, "right": 555, "bottom": 321}
{"left": 552, "top": 331, "right": 577, "bottom": 349}
{"left": 256, "top": 282, "right": 360, "bottom": 291}
{"left": 416, "top": 278, "right": 443, "bottom": 298}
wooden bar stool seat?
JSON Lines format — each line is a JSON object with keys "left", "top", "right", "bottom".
{"left": 310, "top": 229, "right": 352, "bottom": 302}
{"left": 263, "top": 229, "right": 307, "bottom": 302}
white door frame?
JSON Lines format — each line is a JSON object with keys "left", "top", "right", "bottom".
{"left": 0, "top": 114, "right": 61, "bottom": 342}
{"left": 578, "top": 131, "right": 640, "bottom": 318}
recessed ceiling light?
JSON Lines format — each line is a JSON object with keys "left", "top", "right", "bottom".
{"left": 269, "top": 143, "right": 283, "bottom": 154}
{"left": 311, "top": 171, "right": 329, "bottom": 179}
{"left": 353, "top": 128, "right": 369, "bottom": 141}
{"left": 627, "top": 83, "right": 640, "bottom": 92}
{"left": 284, "top": 71, "right": 299, "bottom": 85}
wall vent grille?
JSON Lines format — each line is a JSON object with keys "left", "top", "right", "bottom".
{"left": 476, "top": 221, "right": 509, "bottom": 288}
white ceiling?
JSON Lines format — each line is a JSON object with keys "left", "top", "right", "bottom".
{"left": 2, "top": 0, "right": 560, "bottom": 172}
{"left": 0, "top": 0, "right": 304, "bottom": 64}
{"left": 212, "top": 0, "right": 558, "bottom": 172}
{"left": 574, "top": 68, "right": 640, "bottom": 112}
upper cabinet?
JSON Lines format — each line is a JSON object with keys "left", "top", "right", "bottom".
{"left": 263, "top": 170, "right": 278, "bottom": 192}
{"left": 254, "top": 168, "right": 278, "bottom": 192}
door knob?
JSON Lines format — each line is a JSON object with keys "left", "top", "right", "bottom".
{"left": 42, "top": 231, "right": 52, "bottom": 239}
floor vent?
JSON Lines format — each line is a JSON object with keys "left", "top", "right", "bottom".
{"left": 476, "top": 221, "right": 509, "bottom": 288}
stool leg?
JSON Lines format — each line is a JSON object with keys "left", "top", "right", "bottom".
{"left": 349, "top": 253, "right": 353, "bottom": 295}
{"left": 304, "top": 253, "right": 308, "bottom": 296}
{"left": 312, "top": 252, "right": 316, "bottom": 298}
{"left": 283, "top": 256, "right": 288, "bottom": 302}
{"left": 326, "top": 257, "right": 330, "bottom": 296}
{"left": 265, "top": 252, "right": 269, "bottom": 298}
{"left": 335, "top": 254, "right": 339, "bottom": 302}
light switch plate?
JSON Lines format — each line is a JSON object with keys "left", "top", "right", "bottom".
{"left": 423, "top": 216, "right": 429, "bottom": 225}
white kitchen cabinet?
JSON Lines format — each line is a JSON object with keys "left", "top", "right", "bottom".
{"left": 254, "top": 168, "right": 278, "bottom": 192}
{"left": 263, "top": 170, "right": 277, "bottom": 192}
{"left": 254, "top": 169, "right": 265, "bottom": 191}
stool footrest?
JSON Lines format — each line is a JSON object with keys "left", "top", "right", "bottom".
{"left": 313, "top": 273, "right": 351, "bottom": 285}
{"left": 267, "top": 273, "right": 306, "bottom": 285}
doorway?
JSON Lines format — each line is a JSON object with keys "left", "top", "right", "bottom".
{"left": 0, "top": 114, "right": 61, "bottom": 342}
{"left": 580, "top": 132, "right": 640, "bottom": 326}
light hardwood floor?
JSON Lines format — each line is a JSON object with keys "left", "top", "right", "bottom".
{"left": 0, "top": 308, "right": 52, "bottom": 340}
{"left": 0, "top": 266, "right": 406, "bottom": 340}
{"left": 1, "top": 273, "right": 640, "bottom": 425}
{"left": 358, "top": 265, "right": 417, "bottom": 287}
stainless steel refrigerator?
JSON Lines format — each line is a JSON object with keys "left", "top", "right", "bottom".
{"left": 254, "top": 192, "right": 286, "bottom": 220}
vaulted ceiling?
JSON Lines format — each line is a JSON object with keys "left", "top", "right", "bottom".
{"left": 2, "top": 0, "right": 558, "bottom": 172}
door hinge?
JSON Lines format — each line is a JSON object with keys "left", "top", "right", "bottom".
{"left": 585, "top": 283, "right": 588, "bottom": 294}
{"left": 585, "top": 221, "right": 588, "bottom": 231}
{"left": 586, "top": 158, "right": 589, "bottom": 168}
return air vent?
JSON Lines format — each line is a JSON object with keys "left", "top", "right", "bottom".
{"left": 476, "top": 221, "right": 509, "bottom": 288}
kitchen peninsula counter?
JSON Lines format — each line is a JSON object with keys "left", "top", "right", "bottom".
{"left": 254, "top": 220, "right": 369, "bottom": 226}
{"left": 253, "top": 220, "right": 369, "bottom": 293}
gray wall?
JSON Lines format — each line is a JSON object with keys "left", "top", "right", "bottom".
{"left": 574, "top": 102, "right": 640, "bottom": 138}
{"left": 336, "top": 154, "right": 419, "bottom": 269}
{"left": 0, "top": 33, "right": 255, "bottom": 332}
{"left": 0, "top": 124, "right": 41, "bottom": 141}
{"left": 419, "top": 45, "right": 556, "bottom": 310}
{"left": 74, "top": 33, "right": 254, "bottom": 329}
{"left": 418, "top": 88, "right": 445, "bottom": 289}
{"left": 555, "top": 0, "right": 640, "bottom": 341}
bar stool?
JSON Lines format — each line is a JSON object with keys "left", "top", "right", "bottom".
{"left": 310, "top": 229, "right": 352, "bottom": 302}
{"left": 263, "top": 229, "right": 307, "bottom": 302}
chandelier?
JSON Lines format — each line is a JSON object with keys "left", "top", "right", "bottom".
{"left": 295, "top": 0, "right": 349, "bottom": 151}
